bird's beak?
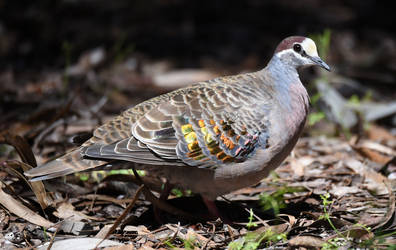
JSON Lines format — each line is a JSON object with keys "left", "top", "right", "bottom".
{"left": 310, "top": 56, "right": 331, "bottom": 71}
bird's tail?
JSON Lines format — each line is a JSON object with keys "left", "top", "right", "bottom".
{"left": 24, "top": 147, "right": 106, "bottom": 181}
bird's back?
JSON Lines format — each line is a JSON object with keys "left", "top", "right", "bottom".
{"left": 25, "top": 71, "right": 274, "bottom": 180}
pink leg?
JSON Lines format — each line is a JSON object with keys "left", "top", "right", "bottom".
{"left": 202, "top": 197, "right": 232, "bottom": 224}
{"left": 153, "top": 181, "right": 174, "bottom": 223}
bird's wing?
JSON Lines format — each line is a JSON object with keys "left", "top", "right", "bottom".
{"left": 84, "top": 74, "right": 272, "bottom": 168}
{"left": 25, "top": 73, "right": 272, "bottom": 180}
{"left": 25, "top": 90, "right": 176, "bottom": 180}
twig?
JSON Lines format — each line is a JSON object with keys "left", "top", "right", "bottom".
{"left": 47, "top": 225, "right": 61, "bottom": 250}
{"left": 220, "top": 195, "right": 269, "bottom": 227}
{"left": 227, "top": 224, "right": 235, "bottom": 242}
{"left": 89, "top": 190, "right": 98, "bottom": 212}
{"left": 32, "top": 119, "right": 65, "bottom": 153}
{"left": 170, "top": 222, "right": 180, "bottom": 243}
{"left": 201, "top": 222, "right": 216, "bottom": 250}
{"left": 94, "top": 184, "right": 144, "bottom": 249}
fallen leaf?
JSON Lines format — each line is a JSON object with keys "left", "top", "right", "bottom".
{"left": 330, "top": 185, "right": 360, "bottom": 197}
{"left": 3, "top": 160, "right": 51, "bottom": 210}
{"left": 347, "top": 227, "right": 374, "bottom": 240}
{"left": 37, "top": 238, "right": 123, "bottom": 250}
{"left": 367, "top": 124, "right": 396, "bottom": 142}
{"left": 104, "top": 244, "right": 138, "bottom": 250}
{"left": 289, "top": 156, "right": 315, "bottom": 176}
{"left": 352, "top": 140, "right": 395, "bottom": 164}
{"left": 95, "top": 224, "right": 113, "bottom": 239}
{"left": 165, "top": 224, "right": 217, "bottom": 249}
{"left": 0, "top": 131, "right": 37, "bottom": 167}
{"left": 344, "top": 159, "right": 388, "bottom": 195}
{"left": 0, "top": 182, "right": 53, "bottom": 228}
{"left": 289, "top": 235, "right": 325, "bottom": 248}
{"left": 54, "top": 202, "right": 101, "bottom": 221}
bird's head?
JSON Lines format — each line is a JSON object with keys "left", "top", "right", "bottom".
{"left": 274, "top": 36, "right": 330, "bottom": 71}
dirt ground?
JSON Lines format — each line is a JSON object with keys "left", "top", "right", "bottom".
{"left": 1, "top": 1, "right": 396, "bottom": 249}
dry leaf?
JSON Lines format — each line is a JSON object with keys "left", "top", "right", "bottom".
{"left": 367, "top": 124, "right": 396, "bottom": 142}
{"left": 37, "top": 238, "right": 123, "bottom": 250}
{"left": 344, "top": 159, "right": 388, "bottom": 195}
{"left": 0, "top": 182, "right": 53, "bottom": 228}
{"left": 330, "top": 185, "right": 360, "bottom": 197}
{"left": 3, "top": 160, "right": 51, "bottom": 210}
{"left": 352, "top": 140, "right": 395, "bottom": 164}
{"left": 0, "top": 131, "right": 37, "bottom": 166}
{"left": 289, "top": 235, "right": 325, "bottom": 247}
{"left": 104, "top": 244, "right": 138, "bottom": 250}
{"left": 54, "top": 202, "right": 101, "bottom": 221}
{"left": 289, "top": 156, "right": 315, "bottom": 176}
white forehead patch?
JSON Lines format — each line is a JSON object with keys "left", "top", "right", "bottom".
{"left": 301, "top": 38, "right": 318, "bottom": 57}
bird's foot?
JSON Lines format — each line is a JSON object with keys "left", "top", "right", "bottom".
{"left": 202, "top": 197, "right": 232, "bottom": 225}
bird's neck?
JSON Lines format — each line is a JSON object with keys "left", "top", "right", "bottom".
{"left": 265, "top": 55, "right": 300, "bottom": 87}
{"left": 262, "top": 55, "right": 309, "bottom": 108}
{"left": 262, "top": 55, "right": 310, "bottom": 134}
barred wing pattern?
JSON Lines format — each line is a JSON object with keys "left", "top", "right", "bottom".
{"left": 26, "top": 73, "right": 272, "bottom": 180}
{"left": 84, "top": 73, "right": 271, "bottom": 168}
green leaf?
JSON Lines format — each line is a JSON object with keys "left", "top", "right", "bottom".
{"left": 308, "top": 112, "right": 326, "bottom": 126}
{"left": 246, "top": 208, "right": 258, "bottom": 229}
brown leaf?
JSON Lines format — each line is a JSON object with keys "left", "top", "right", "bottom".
{"left": 0, "top": 132, "right": 51, "bottom": 210}
{"left": 329, "top": 184, "right": 360, "bottom": 197}
{"left": 367, "top": 124, "right": 396, "bottom": 142}
{"left": 289, "top": 156, "right": 315, "bottom": 177}
{"left": 0, "top": 182, "right": 53, "bottom": 228}
{"left": 0, "top": 131, "right": 36, "bottom": 167}
{"left": 0, "top": 208, "right": 9, "bottom": 230}
{"left": 347, "top": 228, "right": 374, "bottom": 240}
{"left": 3, "top": 160, "right": 51, "bottom": 209}
{"left": 357, "top": 213, "right": 385, "bottom": 228}
{"left": 289, "top": 235, "right": 325, "bottom": 248}
{"left": 351, "top": 140, "right": 395, "bottom": 164}
{"left": 345, "top": 159, "right": 388, "bottom": 195}
{"left": 54, "top": 202, "right": 102, "bottom": 221}
{"left": 254, "top": 218, "right": 291, "bottom": 237}
{"left": 104, "top": 244, "right": 138, "bottom": 250}
{"left": 345, "top": 159, "right": 395, "bottom": 229}
{"left": 95, "top": 224, "right": 114, "bottom": 239}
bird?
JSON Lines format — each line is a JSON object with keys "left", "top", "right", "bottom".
{"left": 25, "top": 36, "right": 330, "bottom": 220}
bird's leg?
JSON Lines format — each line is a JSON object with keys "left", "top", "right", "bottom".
{"left": 202, "top": 196, "right": 232, "bottom": 224}
{"left": 154, "top": 180, "right": 174, "bottom": 223}
{"left": 131, "top": 168, "right": 196, "bottom": 222}
{"left": 160, "top": 181, "right": 174, "bottom": 200}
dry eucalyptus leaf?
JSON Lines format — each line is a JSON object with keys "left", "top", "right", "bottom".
{"left": 0, "top": 182, "right": 54, "bottom": 228}
{"left": 289, "top": 235, "right": 325, "bottom": 248}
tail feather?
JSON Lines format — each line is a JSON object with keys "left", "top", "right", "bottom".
{"left": 24, "top": 147, "right": 106, "bottom": 181}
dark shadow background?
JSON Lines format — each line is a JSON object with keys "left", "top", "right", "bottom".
{"left": 0, "top": 0, "right": 395, "bottom": 131}
{"left": 1, "top": 0, "right": 395, "bottom": 70}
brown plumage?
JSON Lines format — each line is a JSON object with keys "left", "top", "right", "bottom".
{"left": 25, "top": 36, "right": 329, "bottom": 201}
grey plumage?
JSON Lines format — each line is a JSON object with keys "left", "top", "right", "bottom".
{"left": 25, "top": 36, "right": 329, "bottom": 200}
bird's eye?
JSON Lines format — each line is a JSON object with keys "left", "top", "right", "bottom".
{"left": 293, "top": 44, "right": 302, "bottom": 53}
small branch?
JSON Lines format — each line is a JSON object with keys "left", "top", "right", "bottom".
{"left": 95, "top": 184, "right": 144, "bottom": 249}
